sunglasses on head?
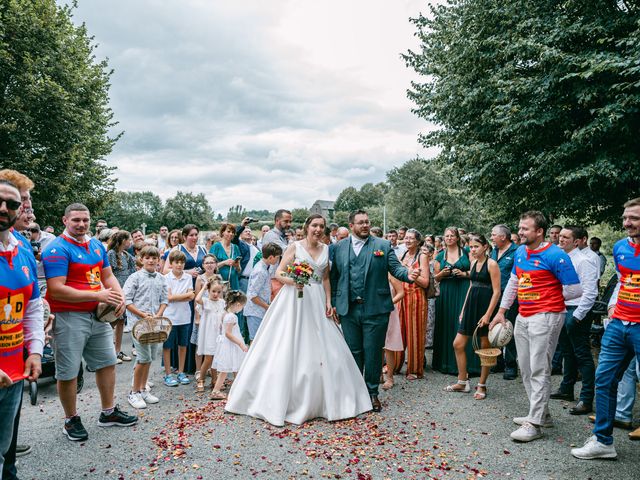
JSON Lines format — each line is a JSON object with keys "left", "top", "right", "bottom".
{"left": 0, "top": 198, "right": 22, "bottom": 210}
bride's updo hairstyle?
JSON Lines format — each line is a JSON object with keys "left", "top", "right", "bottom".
{"left": 303, "top": 214, "right": 326, "bottom": 236}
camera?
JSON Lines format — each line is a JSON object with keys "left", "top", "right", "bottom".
{"left": 247, "top": 217, "right": 256, "bottom": 223}
{"left": 30, "top": 240, "right": 41, "bottom": 254}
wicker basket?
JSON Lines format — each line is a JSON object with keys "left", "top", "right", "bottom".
{"left": 132, "top": 316, "right": 172, "bottom": 345}
{"left": 472, "top": 325, "right": 502, "bottom": 367}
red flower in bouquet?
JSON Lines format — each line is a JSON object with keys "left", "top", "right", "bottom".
{"left": 285, "top": 261, "right": 318, "bottom": 298}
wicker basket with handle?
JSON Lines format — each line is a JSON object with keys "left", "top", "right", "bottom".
{"left": 132, "top": 316, "right": 173, "bottom": 345}
{"left": 472, "top": 324, "right": 502, "bottom": 367}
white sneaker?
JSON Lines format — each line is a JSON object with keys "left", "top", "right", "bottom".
{"left": 146, "top": 380, "right": 154, "bottom": 389}
{"left": 127, "top": 391, "right": 147, "bottom": 409}
{"left": 513, "top": 414, "right": 554, "bottom": 428}
{"left": 140, "top": 390, "right": 159, "bottom": 404}
{"left": 571, "top": 435, "right": 617, "bottom": 460}
{"left": 510, "top": 422, "right": 543, "bottom": 442}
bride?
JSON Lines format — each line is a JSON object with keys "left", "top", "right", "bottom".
{"left": 225, "top": 214, "right": 372, "bottom": 426}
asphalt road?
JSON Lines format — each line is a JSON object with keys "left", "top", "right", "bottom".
{"left": 15, "top": 341, "right": 639, "bottom": 479}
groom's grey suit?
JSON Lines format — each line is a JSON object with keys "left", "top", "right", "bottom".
{"left": 330, "top": 235, "right": 410, "bottom": 395}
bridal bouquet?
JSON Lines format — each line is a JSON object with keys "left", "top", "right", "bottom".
{"left": 285, "top": 261, "right": 317, "bottom": 298}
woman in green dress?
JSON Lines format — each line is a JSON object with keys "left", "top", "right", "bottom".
{"left": 432, "top": 227, "right": 480, "bottom": 376}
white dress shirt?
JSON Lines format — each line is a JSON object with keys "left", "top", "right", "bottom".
{"left": 579, "top": 247, "right": 602, "bottom": 280}
{"left": 351, "top": 235, "right": 368, "bottom": 256}
{"left": 565, "top": 248, "right": 599, "bottom": 321}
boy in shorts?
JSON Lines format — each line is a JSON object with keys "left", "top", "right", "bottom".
{"left": 162, "top": 250, "right": 194, "bottom": 387}
{"left": 123, "top": 246, "right": 168, "bottom": 408}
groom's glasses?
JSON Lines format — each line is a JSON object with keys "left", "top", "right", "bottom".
{"left": 354, "top": 220, "right": 370, "bottom": 226}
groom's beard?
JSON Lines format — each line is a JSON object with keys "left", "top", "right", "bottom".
{"left": 352, "top": 231, "right": 370, "bottom": 240}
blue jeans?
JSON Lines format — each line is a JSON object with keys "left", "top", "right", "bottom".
{"left": 246, "top": 315, "right": 263, "bottom": 341}
{"left": 558, "top": 306, "right": 596, "bottom": 402}
{"left": 593, "top": 319, "right": 640, "bottom": 445}
{"left": 237, "top": 277, "right": 250, "bottom": 343}
{"left": 0, "top": 382, "right": 23, "bottom": 475}
{"left": 615, "top": 358, "right": 638, "bottom": 423}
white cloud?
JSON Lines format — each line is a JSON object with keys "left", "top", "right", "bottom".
{"left": 67, "top": 0, "right": 434, "bottom": 214}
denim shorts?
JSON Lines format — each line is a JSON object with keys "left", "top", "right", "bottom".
{"left": 53, "top": 311, "right": 117, "bottom": 380}
{"left": 132, "top": 336, "right": 159, "bottom": 364}
{"left": 163, "top": 323, "right": 190, "bottom": 349}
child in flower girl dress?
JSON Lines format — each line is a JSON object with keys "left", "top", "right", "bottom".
{"left": 210, "top": 290, "right": 248, "bottom": 400}
{"left": 195, "top": 278, "right": 225, "bottom": 393}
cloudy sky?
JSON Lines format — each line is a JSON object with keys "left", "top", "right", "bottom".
{"left": 68, "top": 0, "right": 435, "bottom": 215}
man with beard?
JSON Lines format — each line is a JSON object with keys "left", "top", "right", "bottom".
{"left": 491, "top": 211, "right": 581, "bottom": 443}
{"left": 0, "top": 180, "right": 43, "bottom": 477}
{"left": 572, "top": 198, "right": 640, "bottom": 460}
{"left": 0, "top": 170, "right": 39, "bottom": 477}
{"left": 43, "top": 203, "right": 137, "bottom": 441}
{"left": 330, "top": 210, "right": 419, "bottom": 412}
{"left": 262, "top": 209, "right": 292, "bottom": 299}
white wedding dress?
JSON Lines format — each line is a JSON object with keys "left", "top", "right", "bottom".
{"left": 225, "top": 241, "right": 372, "bottom": 426}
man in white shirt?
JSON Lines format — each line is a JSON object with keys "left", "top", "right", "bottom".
{"left": 387, "top": 229, "right": 407, "bottom": 257}
{"left": 261, "top": 209, "right": 292, "bottom": 299}
{"left": 589, "top": 237, "right": 607, "bottom": 277}
{"left": 551, "top": 226, "right": 599, "bottom": 415}
{"left": 157, "top": 226, "right": 168, "bottom": 251}
{"left": 574, "top": 228, "right": 603, "bottom": 282}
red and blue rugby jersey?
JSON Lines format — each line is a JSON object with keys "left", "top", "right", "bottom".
{"left": 42, "top": 234, "right": 110, "bottom": 313}
{"left": 612, "top": 238, "right": 640, "bottom": 323}
{"left": 0, "top": 241, "right": 40, "bottom": 382}
{"left": 512, "top": 243, "right": 580, "bottom": 316}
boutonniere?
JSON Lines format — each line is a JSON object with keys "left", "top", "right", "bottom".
{"left": 373, "top": 250, "right": 384, "bottom": 257}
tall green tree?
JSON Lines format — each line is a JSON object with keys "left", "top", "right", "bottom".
{"left": 291, "top": 208, "right": 310, "bottom": 224}
{"left": 334, "top": 182, "right": 387, "bottom": 213}
{"left": 98, "top": 191, "right": 163, "bottom": 232}
{"left": 0, "top": 0, "right": 119, "bottom": 225}
{"left": 386, "top": 158, "right": 490, "bottom": 235}
{"left": 405, "top": 0, "right": 640, "bottom": 225}
{"left": 161, "top": 192, "right": 214, "bottom": 230}
{"left": 226, "top": 205, "right": 246, "bottom": 223}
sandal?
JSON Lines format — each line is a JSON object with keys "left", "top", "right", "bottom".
{"left": 210, "top": 390, "right": 227, "bottom": 400}
{"left": 195, "top": 371, "right": 201, "bottom": 382}
{"left": 382, "top": 379, "right": 394, "bottom": 390}
{"left": 196, "top": 380, "right": 205, "bottom": 393}
{"left": 406, "top": 374, "right": 422, "bottom": 381}
{"left": 444, "top": 379, "right": 470, "bottom": 393}
{"left": 474, "top": 384, "right": 487, "bottom": 400}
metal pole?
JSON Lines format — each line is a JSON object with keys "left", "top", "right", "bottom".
{"left": 383, "top": 205, "right": 387, "bottom": 235}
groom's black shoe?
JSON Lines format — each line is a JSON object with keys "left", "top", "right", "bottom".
{"left": 371, "top": 395, "right": 382, "bottom": 412}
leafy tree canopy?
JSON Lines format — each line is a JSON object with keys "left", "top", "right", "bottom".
{"left": 291, "top": 208, "right": 311, "bottom": 225}
{"left": 334, "top": 182, "right": 387, "bottom": 213}
{"left": 386, "top": 158, "right": 491, "bottom": 235}
{"left": 161, "top": 191, "right": 214, "bottom": 230}
{"left": 405, "top": 0, "right": 640, "bottom": 226}
{"left": 98, "top": 191, "right": 163, "bottom": 233}
{"left": 0, "top": 0, "right": 119, "bottom": 226}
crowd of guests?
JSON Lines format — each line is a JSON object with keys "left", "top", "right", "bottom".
{"left": 0, "top": 166, "right": 639, "bottom": 480}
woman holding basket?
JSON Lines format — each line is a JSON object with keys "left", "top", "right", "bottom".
{"left": 444, "top": 234, "right": 501, "bottom": 399}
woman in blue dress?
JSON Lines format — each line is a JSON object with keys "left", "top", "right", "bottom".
{"left": 210, "top": 223, "right": 241, "bottom": 291}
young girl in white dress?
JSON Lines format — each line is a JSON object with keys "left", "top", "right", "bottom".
{"left": 211, "top": 290, "right": 248, "bottom": 400}
{"left": 195, "top": 278, "right": 225, "bottom": 393}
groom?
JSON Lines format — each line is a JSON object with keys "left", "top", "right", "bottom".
{"left": 330, "top": 209, "right": 419, "bottom": 412}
